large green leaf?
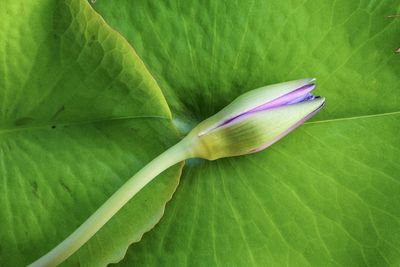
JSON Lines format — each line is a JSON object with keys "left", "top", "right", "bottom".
{"left": 92, "top": 0, "right": 400, "bottom": 266}
{"left": 0, "top": 0, "right": 182, "bottom": 266}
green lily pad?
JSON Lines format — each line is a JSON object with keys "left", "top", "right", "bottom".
{"left": 0, "top": 0, "right": 182, "bottom": 266}
{"left": 92, "top": 0, "right": 400, "bottom": 266}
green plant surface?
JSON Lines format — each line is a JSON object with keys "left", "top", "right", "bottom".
{"left": 91, "top": 0, "right": 400, "bottom": 266}
{"left": 0, "top": 0, "right": 183, "bottom": 266}
{"left": 1, "top": 0, "right": 399, "bottom": 266}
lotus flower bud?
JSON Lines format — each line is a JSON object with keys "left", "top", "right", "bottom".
{"left": 27, "top": 78, "right": 325, "bottom": 267}
{"left": 186, "top": 78, "right": 325, "bottom": 160}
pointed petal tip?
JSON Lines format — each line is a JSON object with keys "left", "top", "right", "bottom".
{"left": 307, "top": 77, "right": 317, "bottom": 83}
{"left": 312, "top": 97, "right": 326, "bottom": 112}
{"left": 312, "top": 96, "right": 325, "bottom": 106}
{"left": 293, "top": 77, "right": 316, "bottom": 89}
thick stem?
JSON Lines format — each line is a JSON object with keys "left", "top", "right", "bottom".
{"left": 29, "top": 138, "right": 192, "bottom": 267}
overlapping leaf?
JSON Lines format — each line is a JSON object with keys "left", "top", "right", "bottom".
{"left": 0, "top": 0, "right": 182, "bottom": 266}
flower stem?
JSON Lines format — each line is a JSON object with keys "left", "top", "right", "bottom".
{"left": 29, "top": 138, "right": 192, "bottom": 267}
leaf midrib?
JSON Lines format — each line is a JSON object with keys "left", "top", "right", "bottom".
{"left": 304, "top": 110, "right": 400, "bottom": 125}
{"left": 0, "top": 115, "right": 170, "bottom": 135}
{"left": 3, "top": 109, "right": 398, "bottom": 136}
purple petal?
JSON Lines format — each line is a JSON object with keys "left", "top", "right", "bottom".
{"left": 287, "top": 92, "right": 316, "bottom": 104}
{"left": 219, "top": 84, "right": 316, "bottom": 127}
{"left": 248, "top": 84, "right": 316, "bottom": 112}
